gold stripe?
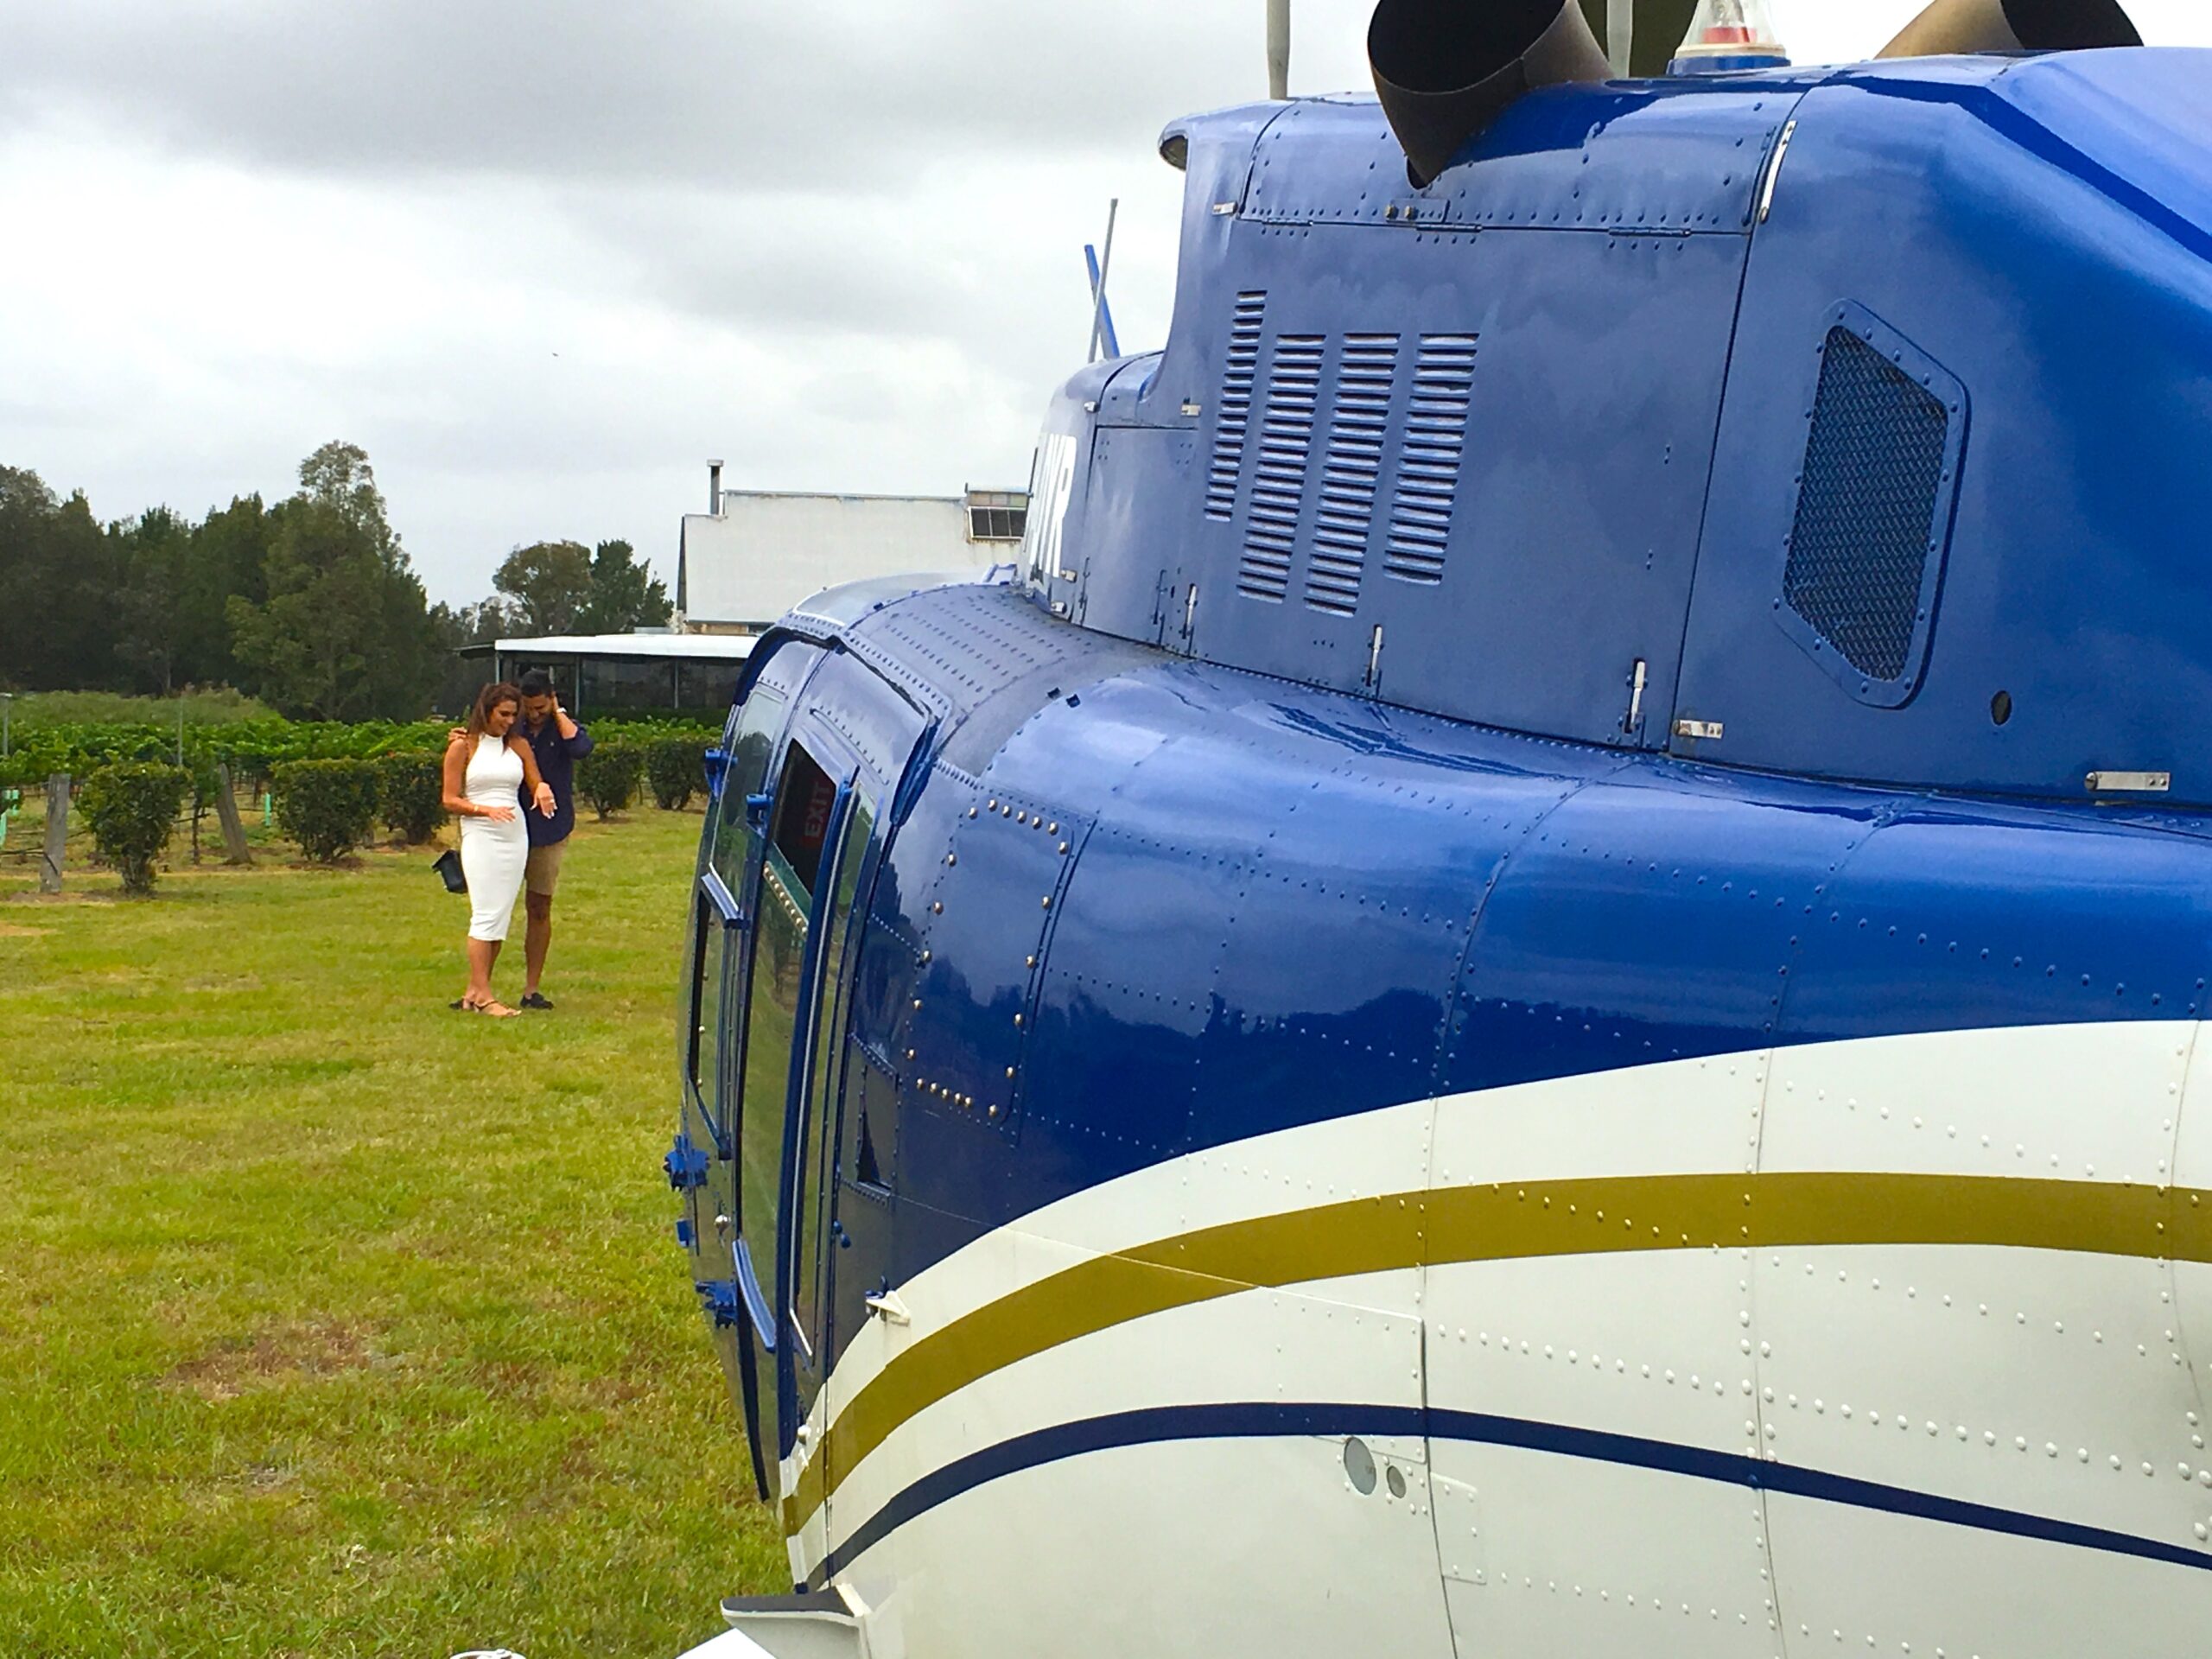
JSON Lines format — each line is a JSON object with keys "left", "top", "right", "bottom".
{"left": 784, "top": 1172, "right": 2212, "bottom": 1535}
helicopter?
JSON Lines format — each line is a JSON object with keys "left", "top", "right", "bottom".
{"left": 663, "top": 0, "right": 2212, "bottom": 1653}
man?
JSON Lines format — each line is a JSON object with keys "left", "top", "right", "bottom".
{"left": 512, "top": 669, "right": 592, "bottom": 1010}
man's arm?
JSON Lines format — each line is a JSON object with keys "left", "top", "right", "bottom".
{"left": 556, "top": 699, "right": 593, "bottom": 756}
{"left": 508, "top": 734, "right": 557, "bottom": 817}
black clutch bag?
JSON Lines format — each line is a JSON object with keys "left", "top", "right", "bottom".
{"left": 433, "top": 849, "right": 467, "bottom": 894}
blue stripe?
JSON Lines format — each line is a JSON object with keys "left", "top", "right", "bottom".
{"left": 814, "top": 1402, "right": 2212, "bottom": 1583}
{"left": 1428, "top": 1409, "right": 2212, "bottom": 1573}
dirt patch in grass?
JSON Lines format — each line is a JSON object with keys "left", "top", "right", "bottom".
{"left": 168, "top": 1321, "right": 388, "bottom": 1402}
{"left": 0, "top": 921, "right": 54, "bottom": 937}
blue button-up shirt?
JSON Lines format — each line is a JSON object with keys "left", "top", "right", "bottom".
{"left": 517, "top": 713, "right": 593, "bottom": 846}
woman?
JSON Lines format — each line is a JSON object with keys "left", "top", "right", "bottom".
{"left": 442, "top": 683, "right": 557, "bottom": 1016}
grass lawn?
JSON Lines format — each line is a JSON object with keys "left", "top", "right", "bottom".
{"left": 0, "top": 804, "right": 784, "bottom": 1658}
{"left": 4, "top": 688, "right": 279, "bottom": 729}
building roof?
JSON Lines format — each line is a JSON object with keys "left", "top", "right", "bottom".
{"left": 679, "top": 491, "right": 1004, "bottom": 627}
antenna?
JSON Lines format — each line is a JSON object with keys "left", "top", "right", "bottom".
{"left": 1268, "top": 0, "right": 1290, "bottom": 99}
{"left": 1086, "top": 199, "right": 1121, "bottom": 364}
{"left": 1084, "top": 245, "right": 1122, "bottom": 361}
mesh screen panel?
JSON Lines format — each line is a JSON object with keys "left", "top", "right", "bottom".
{"left": 1783, "top": 328, "right": 1950, "bottom": 683}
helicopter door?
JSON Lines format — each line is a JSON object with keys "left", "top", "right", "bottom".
{"left": 732, "top": 734, "right": 848, "bottom": 1499}
{"left": 785, "top": 788, "right": 877, "bottom": 1448}
{"left": 678, "top": 666, "right": 801, "bottom": 1495}
{"left": 733, "top": 683, "right": 926, "bottom": 1545}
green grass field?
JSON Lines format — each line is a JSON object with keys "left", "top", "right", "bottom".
{"left": 0, "top": 805, "right": 784, "bottom": 1658}
{"left": 5, "top": 688, "right": 280, "bottom": 729}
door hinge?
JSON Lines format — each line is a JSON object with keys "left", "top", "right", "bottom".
{"left": 664, "top": 1132, "right": 710, "bottom": 1191}
{"left": 1624, "top": 658, "right": 1648, "bottom": 736}
{"left": 2086, "top": 770, "right": 2171, "bottom": 796}
{"left": 695, "top": 1280, "right": 743, "bottom": 1329}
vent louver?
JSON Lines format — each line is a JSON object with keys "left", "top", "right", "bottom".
{"left": 1206, "top": 293, "right": 1268, "bottom": 522}
{"left": 1384, "top": 334, "right": 1478, "bottom": 584}
{"left": 1784, "top": 328, "right": 1952, "bottom": 685}
{"left": 1306, "top": 334, "right": 1399, "bottom": 616}
{"left": 1238, "top": 334, "right": 1325, "bottom": 602}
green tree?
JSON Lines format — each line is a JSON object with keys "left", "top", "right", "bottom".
{"left": 111, "top": 507, "right": 196, "bottom": 696}
{"left": 0, "top": 471, "right": 128, "bottom": 692}
{"left": 16, "top": 490, "right": 124, "bottom": 692}
{"left": 0, "top": 467, "right": 60, "bottom": 690}
{"left": 188, "top": 495, "right": 277, "bottom": 692}
{"left": 493, "top": 540, "right": 594, "bottom": 635}
{"left": 431, "top": 599, "right": 514, "bottom": 648}
{"left": 299, "top": 440, "right": 397, "bottom": 550}
{"left": 225, "top": 444, "right": 440, "bottom": 720}
{"left": 577, "top": 539, "right": 672, "bottom": 634}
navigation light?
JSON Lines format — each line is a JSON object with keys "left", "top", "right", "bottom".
{"left": 1669, "top": 0, "right": 1790, "bottom": 73}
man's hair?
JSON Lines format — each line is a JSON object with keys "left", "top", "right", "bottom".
{"left": 518, "top": 669, "right": 554, "bottom": 697}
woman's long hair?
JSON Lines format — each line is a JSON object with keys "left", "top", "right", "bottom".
{"left": 466, "top": 682, "right": 522, "bottom": 740}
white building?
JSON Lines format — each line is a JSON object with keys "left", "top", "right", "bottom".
{"left": 676, "top": 474, "right": 1028, "bottom": 636}
{"left": 459, "top": 470, "right": 1028, "bottom": 715}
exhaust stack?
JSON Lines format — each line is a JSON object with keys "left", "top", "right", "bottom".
{"left": 1880, "top": 0, "right": 2139, "bottom": 57}
{"left": 1370, "top": 0, "right": 1613, "bottom": 188}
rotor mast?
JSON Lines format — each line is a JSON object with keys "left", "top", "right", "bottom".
{"left": 1268, "top": 0, "right": 1290, "bottom": 99}
{"left": 1607, "top": 0, "right": 1634, "bottom": 73}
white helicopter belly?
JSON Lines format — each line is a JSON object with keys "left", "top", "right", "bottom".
{"left": 706, "top": 1022, "right": 2212, "bottom": 1659}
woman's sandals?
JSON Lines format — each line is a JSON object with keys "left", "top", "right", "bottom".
{"left": 450, "top": 996, "right": 520, "bottom": 1019}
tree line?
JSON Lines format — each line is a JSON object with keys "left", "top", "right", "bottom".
{"left": 0, "top": 441, "right": 670, "bottom": 720}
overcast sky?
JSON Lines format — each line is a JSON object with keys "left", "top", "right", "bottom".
{"left": 3, "top": 1, "right": 2208, "bottom": 607}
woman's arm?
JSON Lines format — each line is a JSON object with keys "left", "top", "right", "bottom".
{"left": 509, "top": 734, "right": 557, "bottom": 817}
{"left": 442, "top": 737, "right": 473, "bottom": 817}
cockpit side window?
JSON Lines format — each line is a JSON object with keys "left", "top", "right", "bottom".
{"left": 736, "top": 738, "right": 833, "bottom": 1419}
{"left": 790, "top": 796, "right": 874, "bottom": 1412}
{"left": 769, "top": 742, "right": 838, "bottom": 899}
{"left": 707, "top": 686, "right": 786, "bottom": 899}
{"left": 687, "top": 893, "right": 729, "bottom": 1110}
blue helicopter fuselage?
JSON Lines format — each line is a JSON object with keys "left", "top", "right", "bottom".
{"left": 674, "top": 47, "right": 2212, "bottom": 1656}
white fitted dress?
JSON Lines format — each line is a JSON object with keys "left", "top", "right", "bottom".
{"left": 458, "top": 734, "right": 528, "bottom": 942}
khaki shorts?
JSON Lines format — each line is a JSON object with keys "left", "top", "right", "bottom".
{"left": 524, "top": 838, "right": 568, "bottom": 897}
